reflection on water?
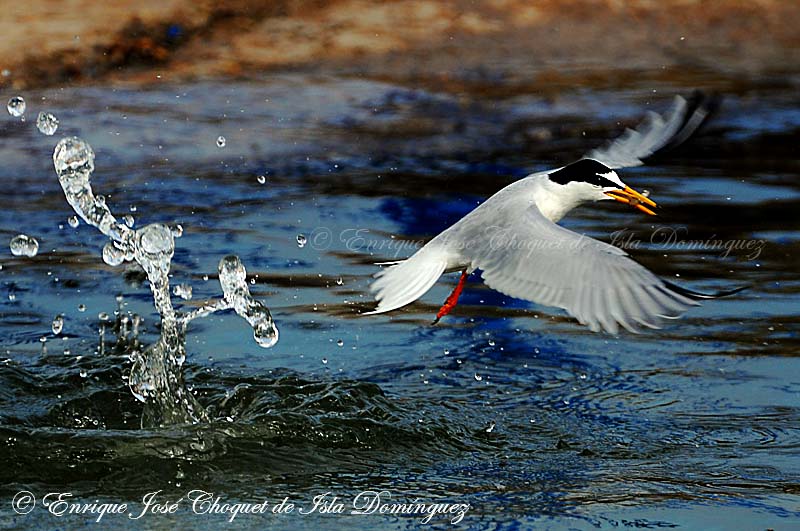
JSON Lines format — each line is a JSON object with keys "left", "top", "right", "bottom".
{"left": 0, "top": 73, "right": 798, "bottom": 529}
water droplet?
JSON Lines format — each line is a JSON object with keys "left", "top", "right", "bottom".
{"left": 8, "top": 291, "right": 16, "bottom": 301}
{"left": 68, "top": 215, "right": 79, "bottom": 228}
{"left": 216, "top": 135, "right": 226, "bottom": 148}
{"left": 6, "top": 96, "right": 25, "bottom": 117}
{"left": 53, "top": 136, "right": 95, "bottom": 178}
{"left": 36, "top": 111, "right": 59, "bottom": 135}
{"left": 131, "top": 314, "right": 142, "bottom": 335}
{"left": 171, "top": 224, "right": 183, "bottom": 238}
{"left": 337, "top": 339, "right": 344, "bottom": 347}
{"left": 443, "top": 348, "right": 450, "bottom": 355}
{"left": 322, "top": 357, "right": 328, "bottom": 364}
{"left": 336, "top": 277, "right": 343, "bottom": 286}
{"left": 98, "top": 312, "right": 109, "bottom": 321}
{"left": 486, "top": 421, "right": 496, "bottom": 433}
{"left": 52, "top": 314, "right": 64, "bottom": 335}
{"left": 256, "top": 175, "right": 266, "bottom": 184}
{"left": 252, "top": 319, "right": 279, "bottom": 348}
{"left": 102, "top": 241, "right": 125, "bottom": 266}
{"left": 488, "top": 339, "right": 496, "bottom": 347}
{"left": 296, "top": 234, "right": 307, "bottom": 248}
{"left": 79, "top": 369, "right": 88, "bottom": 378}
{"left": 474, "top": 373, "right": 483, "bottom": 381}
{"left": 123, "top": 215, "right": 135, "bottom": 228}
{"left": 173, "top": 283, "right": 193, "bottom": 300}
{"left": 138, "top": 224, "right": 174, "bottom": 256}
{"left": 9, "top": 234, "right": 39, "bottom": 257}
{"left": 78, "top": 304, "right": 86, "bottom": 312}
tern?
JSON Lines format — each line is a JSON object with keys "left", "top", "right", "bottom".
{"left": 366, "top": 92, "right": 744, "bottom": 333}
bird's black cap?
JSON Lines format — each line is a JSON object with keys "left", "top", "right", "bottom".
{"left": 549, "top": 159, "right": 617, "bottom": 187}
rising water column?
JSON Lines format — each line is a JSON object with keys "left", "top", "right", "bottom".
{"left": 53, "top": 136, "right": 278, "bottom": 427}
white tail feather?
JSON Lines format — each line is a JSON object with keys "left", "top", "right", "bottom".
{"left": 365, "top": 252, "right": 447, "bottom": 314}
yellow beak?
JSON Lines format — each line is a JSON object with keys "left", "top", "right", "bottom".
{"left": 605, "top": 186, "right": 658, "bottom": 216}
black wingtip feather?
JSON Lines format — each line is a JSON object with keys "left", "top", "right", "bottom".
{"left": 642, "top": 90, "right": 721, "bottom": 162}
{"left": 662, "top": 280, "right": 749, "bottom": 300}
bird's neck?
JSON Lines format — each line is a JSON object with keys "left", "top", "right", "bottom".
{"left": 530, "top": 176, "right": 587, "bottom": 222}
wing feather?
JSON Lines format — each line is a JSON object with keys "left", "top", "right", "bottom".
{"left": 466, "top": 203, "right": 702, "bottom": 333}
{"left": 586, "top": 91, "right": 718, "bottom": 169}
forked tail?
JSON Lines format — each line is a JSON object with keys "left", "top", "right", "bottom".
{"left": 365, "top": 251, "right": 448, "bottom": 315}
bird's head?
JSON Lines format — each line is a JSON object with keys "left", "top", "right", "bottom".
{"left": 548, "top": 159, "right": 658, "bottom": 216}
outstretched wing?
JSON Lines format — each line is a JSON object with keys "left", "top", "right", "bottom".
{"left": 586, "top": 91, "right": 719, "bottom": 169}
{"left": 464, "top": 202, "right": 702, "bottom": 333}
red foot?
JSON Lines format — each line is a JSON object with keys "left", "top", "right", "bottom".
{"left": 433, "top": 270, "right": 468, "bottom": 324}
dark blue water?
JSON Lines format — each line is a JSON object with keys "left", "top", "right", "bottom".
{"left": 1, "top": 76, "right": 798, "bottom": 530}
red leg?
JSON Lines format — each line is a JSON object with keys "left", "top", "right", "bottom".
{"left": 433, "top": 270, "right": 468, "bottom": 324}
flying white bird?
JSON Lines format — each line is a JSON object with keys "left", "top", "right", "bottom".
{"left": 366, "top": 92, "right": 743, "bottom": 333}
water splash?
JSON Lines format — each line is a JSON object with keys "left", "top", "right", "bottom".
{"left": 53, "top": 136, "right": 279, "bottom": 427}
{"left": 173, "top": 283, "right": 192, "bottom": 300}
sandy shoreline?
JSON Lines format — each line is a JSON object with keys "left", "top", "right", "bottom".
{"left": 2, "top": 0, "right": 799, "bottom": 91}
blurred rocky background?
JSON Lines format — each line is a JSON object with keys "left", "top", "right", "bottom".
{"left": 2, "top": 0, "right": 798, "bottom": 91}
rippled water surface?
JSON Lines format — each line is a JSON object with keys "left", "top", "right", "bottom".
{"left": 1, "top": 74, "right": 799, "bottom": 530}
